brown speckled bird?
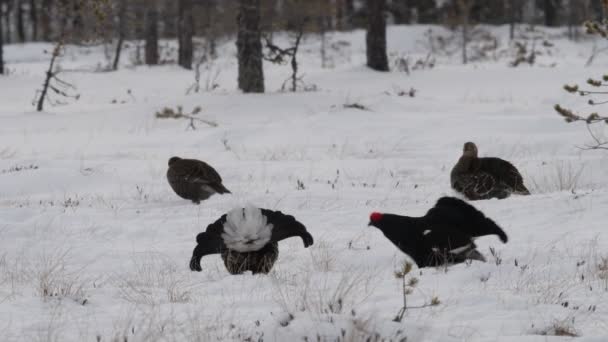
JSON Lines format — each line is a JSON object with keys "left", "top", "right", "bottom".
{"left": 166, "top": 156, "right": 231, "bottom": 204}
{"left": 450, "top": 142, "right": 530, "bottom": 200}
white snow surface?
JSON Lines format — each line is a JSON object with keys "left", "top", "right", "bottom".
{"left": 222, "top": 206, "right": 273, "bottom": 252}
{"left": 1, "top": 25, "right": 608, "bottom": 341}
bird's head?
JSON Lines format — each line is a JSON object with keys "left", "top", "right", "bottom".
{"left": 463, "top": 142, "right": 478, "bottom": 157}
{"left": 368, "top": 212, "right": 384, "bottom": 229}
{"left": 168, "top": 156, "right": 182, "bottom": 166}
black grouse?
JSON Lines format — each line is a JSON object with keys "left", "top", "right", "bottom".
{"left": 166, "top": 156, "right": 231, "bottom": 204}
{"left": 450, "top": 142, "right": 530, "bottom": 200}
{"left": 189, "top": 206, "right": 314, "bottom": 274}
{"left": 368, "top": 197, "right": 508, "bottom": 267}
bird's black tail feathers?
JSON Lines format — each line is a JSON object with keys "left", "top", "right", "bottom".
{"left": 433, "top": 197, "right": 508, "bottom": 243}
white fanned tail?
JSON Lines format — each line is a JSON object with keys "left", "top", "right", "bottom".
{"left": 222, "top": 206, "right": 273, "bottom": 252}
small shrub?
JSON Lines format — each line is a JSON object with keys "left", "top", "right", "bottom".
{"left": 536, "top": 320, "right": 579, "bottom": 337}
{"left": 343, "top": 102, "right": 370, "bottom": 111}
{"left": 0, "top": 164, "right": 39, "bottom": 174}
{"left": 155, "top": 106, "right": 217, "bottom": 130}
{"left": 34, "top": 250, "right": 89, "bottom": 305}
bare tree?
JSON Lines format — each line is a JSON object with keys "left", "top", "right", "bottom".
{"left": 178, "top": 0, "right": 193, "bottom": 69}
{"left": 543, "top": 0, "right": 559, "bottom": 27}
{"left": 0, "top": 1, "right": 3, "bottom": 75}
{"left": 457, "top": 0, "right": 474, "bottom": 64}
{"left": 335, "top": 0, "right": 344, "bottom": 30}
{"left": 161, "top": 0, "right": 177, "bottom": 38}
{"left": 567, "top": 0, "right": 582, "bottom": 41}
{"left": 201, "top": 0, "right": 218, "bottom": 58}
{"left": 34, "top": 26, "right": 78, "bottom": 111}
{"left": 365, "top": 0, "right": 388, "bottom": 71}
{"left": 3, "top": 0, "right": 12, "bottom": 44}
{"left": 264, "top": 21, "right": 305, "bottom": 92}
{"left": 40, "top": 0, "right": 52, "bottom": 41}
{"left": 507, "top": 0, "right": 521, "bottom": 40}
{"left": 388, "top": 0, "right": 410, "bottom": 24}
{"left": 112, "top": 0, "right": 127, "bottom": 70}
{"left": 237, "top": 0, "right": 264, "bottom": 92}
{"left": 29, "top": 0, "right": 37, "bottom": 40}
{"left": 145, "top": 1, "right": 159, "bottom": 65}
{"left": 555, "top": 17, "right": 608, "bottom": 150}
{"left": 344, "top": 0, "right": 355, "bottom": 28}
{"left": 71, "top": 0, "right": 84, "bottom": 42}
{"left": 36, "top": 39, "right": 63, "bottom": 111}
{"left": 17, "top": 0, "right": 26, "bottom": 42}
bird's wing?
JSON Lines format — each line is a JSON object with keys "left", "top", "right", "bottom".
{"left": 203, "top": 215, "right": 227, "bottom": 236}
{"left": 190, "top": 216, "right": 227, "bottom": 272}
{"left": 422, "top": 224, "right": 475, "bottom": 252}
{"left": 479, "top": 158, "right": 529, "bottom": 194}
{"left": 190, "top": 232, "right": 226, "bottom": 272}
{"left": 456, "top": 171, "right": 497, "bottom": 200}
{"left": 429, "top": 197, "right": 508, "bottom": 243}
{"left": 264, "top": 209, "right": 314, "bottom": 247}
{"left": 170, "top": 159, "right": 222, "bottom": 184}
{"left": 185, "top": 160, "right": 222, "bottom": 184}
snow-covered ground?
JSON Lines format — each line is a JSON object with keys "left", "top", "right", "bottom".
{"left": 1, "top": 25, "right": 607, "bottom": 341}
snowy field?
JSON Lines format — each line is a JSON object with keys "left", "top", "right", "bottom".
{"left": 1, "top": 25, "right": 608, "bottom": 341}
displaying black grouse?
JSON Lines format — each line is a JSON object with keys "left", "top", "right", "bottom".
{"left": 166, "top": 156, "right": 231, "bottom": 204}
{"left": 189, "top": 206, "right": 314, "bottom": 274}
{"left": 450, "top": 142, "right": 530, "bottom": 200}
{"left": 368, "top": 197, "right": 508, "bottom": 267}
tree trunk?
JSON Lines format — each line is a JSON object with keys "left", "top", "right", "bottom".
{"left": 178, "top": 0, "right": 193, "bottom": 69}
{"left": 161, "top": 0, "right": 177, "bottom": 38}
{"left": 543, "top": 0, "right": 557, "bottom": 26}
{"left": 345, "top": 0, "right": 354, "bottom": 28}
{"left": 335, "top": 0, "right": 344, "bottom": 30}
{"left": 112, "top": 0, "right": 127, "bottom": 70}
{"left": 132, "top": 0, "right": 145, "bottom": 39}
{"left": 461, "top": 13, "right": 468, "bottom": 64}
{"left": 567, "top": 0, "right": 580, "bottom": 41}
{"left": 390, "top": 0, "right": 410, "bottom": 24}
{"left": 41, "top": 0, "right": 52, "bottom": 41}
{"left": 145, "top": 4, "right": 159, "bottom": 65}
{"left": 457, "top": 0, "right": 472, "bottom": 65}
{"left": 365, "top": 0, "right": 389, "bottom": 71}
{"left": 0, "top": 7, "right": 4, "bottom": 75}
{"left": 29, "top": 0, "right": 37, "bottom": 40}
{"left": 72, "top": 0, "right": 84, "bottom": 42}
{"left": 236, "top": 0, "right": 264, "bottom": 93}
{"left": 17, "top": 0, "right": 26, "bottom": 42}
{"left": 202, "top": 0, "right": 217, "bottom": 59}
{"left": 4, "top": 0, "right": 12, "bottom": 44}
{"left": 508, "top": 0, "right": 516, "bottom": 40}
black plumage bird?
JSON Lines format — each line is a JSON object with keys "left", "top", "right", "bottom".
{"left": 166, "top": 156, "right": 231, "bottom": 204}
{"left": 450, "top": 142, "right": 530, "bottom": 200}
{"left": 368, "top": 197, "right": 508, "bottom": 268}
{"left": 189, "top": 206, "right": 314, "bottom": 274}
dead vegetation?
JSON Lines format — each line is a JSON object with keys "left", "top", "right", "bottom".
{"left": 155, "top": 105, "right": 218, "bottom": 130}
